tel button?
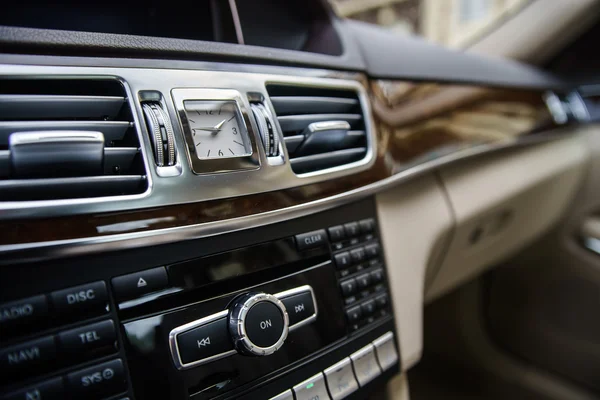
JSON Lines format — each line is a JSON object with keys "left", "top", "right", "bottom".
{"left": 50, "top": 281, "right": 108, "bottom": 318}
{"left": 58, "top": 320, "right": 117, "bottom": 360}
{"left": 176, "top": 317, "right": 233, "bottom": 365}
{"left": 280, "top": 291, "right": 315, "bottom": 327}
{"left": 66, "top": 359, "right": 126, "bottom": 400}
{"left": 295, "top": 229, "right": 328, "bottom": 251}
{"left": 0, "top": 335, "right": 56, "bottom": 378}
{"left": 0, "top": 295, "right": 48, "bottom": 331}
{"left": 2, "top": 377, "right": 64, "bottom": 400}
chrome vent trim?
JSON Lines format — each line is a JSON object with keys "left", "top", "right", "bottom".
{"left": 267, "top": 85, "right": 373, "bottom": 176}
{"left": 0, "top": 77, "right": 150, "bottom": 201}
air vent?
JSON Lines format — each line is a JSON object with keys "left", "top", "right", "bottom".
{"left": 543, "top": 91, "right": 589, "bottom": 124}
{"left": 267, "top": 85, "right": 368, "bottom": 174}
{"left": 0, "top": 78, "right": 148, "bottom": 201}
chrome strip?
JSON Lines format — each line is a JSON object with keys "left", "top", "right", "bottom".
{"left": 168, "top": 310, "right": 237, "bottom": 370}
{"left": 0, "top": 64, "right": 374, "bottom": 219}
{"left": 0, "top": 131, "right": 574, "bottom": 263}
{"left": 274, "top": 285, "right": 318, "bottom": 332}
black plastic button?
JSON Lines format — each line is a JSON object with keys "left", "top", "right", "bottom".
{"left": 370, "top": 268, "right": 384, "bottom": 283}
{"left": 365, "top": 243, "right": 381, "bottom": 258}
{"left": 0, "top": 335, "right": 56, "bottom": 378}
{"left": 66, "top": 359, "right": 126, "bottom": 400}
{"left": 327, "top": 225, "right": 345, "bottom": 242}
{"left": 334, "top": 252, "right": 351, "bottom": 269}
{"left": 346, "top": 305, "right": 362, "bottom": 322}
{"left": 359, "top": 218, "right": 375, "bottom": 233}
{"left": 350, "top": 247, "right": 366, "bottom": 263}
{"left": 280, "top": 291, "right": 315, "bottom": 327}
{"left": 361, "top": 300, "right": 376, "bottom": 316}
{"left": 0, "top": 295, "right": 48, "bottom": 332}
{"left": 295, "top": 229, "right": 328, "bottom": 251}
{"left": 344, "top": 222, "right": 360, "bottom": 237}
{"left": 245, "top": 302, "right": 285, "bottom": 348}
{"left": 177, "top": 317, "right": 233, "bottom": 365}
{"left": 340, "top": 279, "right": 357, "bottom": 296}
{"left": 356, "top": 273, "right": 371, "bottom": 289}
{"left": 375, "top": 293, "right": 389, "bottom": 309}
{"left": 58, "top": 320, "right": 117, "bottom": 361}
{"left": 111, "top": 267, "right": 168, "bottom": 302}
{"left": 50, "top": 281, "right": 108, "bottom": 319}
{"left": 2, "top": 377, "right": 64, "bottom": 400}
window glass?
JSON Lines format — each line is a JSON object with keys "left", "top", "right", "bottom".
{"left": 330, "top": 0, "right": 532, "bottom": 48}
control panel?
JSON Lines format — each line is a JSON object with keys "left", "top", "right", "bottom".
{"left": 0, "top": 197, "right": 399, "bottom": 400}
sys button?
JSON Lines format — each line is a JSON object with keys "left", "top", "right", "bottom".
{"left": 295, "top": 229, "right": 328, "bottom": 251}
{"left": 66, "top": 359, "right": 126, "bottom": 400}
{"left": 280, "top": 291, "right": 316, "bottom": 328}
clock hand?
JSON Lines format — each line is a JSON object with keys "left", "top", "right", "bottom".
{"left": 194, "top": 119, "right": 228, "bottom": 135}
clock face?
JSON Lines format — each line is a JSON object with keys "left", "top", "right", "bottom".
{"left": 184, "top": 101, "right": 252, "bottom": 159}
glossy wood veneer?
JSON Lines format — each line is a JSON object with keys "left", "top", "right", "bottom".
{"left": 0, "top": 78, "right": 559, "bottom": 245}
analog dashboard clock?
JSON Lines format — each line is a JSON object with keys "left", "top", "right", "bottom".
{"left": 172, "top": 89, "right": 260, "bottom": 174}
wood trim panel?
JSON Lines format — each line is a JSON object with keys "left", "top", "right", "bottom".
{"left": 0, "top": 79, "right": 558, "bottom": 246}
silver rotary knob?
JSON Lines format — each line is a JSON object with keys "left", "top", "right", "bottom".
{"left": 228, "top": 292, "right": 289, "bottom": 356}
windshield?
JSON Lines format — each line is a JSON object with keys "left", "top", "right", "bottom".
{"left": 330, "top": 0, "right": 532, "bottom": 49}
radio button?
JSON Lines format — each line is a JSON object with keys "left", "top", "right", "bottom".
{"left": 176, "top": 316, "right": 233, "bottom": 365}
{"left": 293, "top": 372, "right": 331, "bottom": 400}
{"left": 295, "top": 230, "right": 328, "bottom": 251}
{"left": 324, "top": 357, "right": 359, "bottom": 400}
{"left": 0, "top": 295, "right": 48, "bottom": 332}
{"left": 280, "top": 291, "right": 315, "bottom": 328}
{"left": 50, "top": 281, "right": 108, "bottom": 319}
{"left": 66, "top": 359, "right": 126, "bottom": 400}
{"left": 350, "top": 344, "right": 382, "bottom": 386}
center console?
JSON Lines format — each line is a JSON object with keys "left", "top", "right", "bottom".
{"left": 0, "top": 197, "right": 400, "bottom": 400}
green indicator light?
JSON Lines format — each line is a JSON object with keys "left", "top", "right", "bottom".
{"left": 306, "top": 383, "right": 314, "bottom": 389}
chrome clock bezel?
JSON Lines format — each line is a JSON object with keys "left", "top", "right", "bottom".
{"left": 172, "top": 88, "right": 260, "bottom": 174}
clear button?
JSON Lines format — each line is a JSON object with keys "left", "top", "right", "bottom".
{"left": 324, "top": 357, "right": 359, "bottom": 399}
{"left": 350, "top": 344, "right": 381, "bottom": 386}
{"left": 293, "top": 372, "right": 331, "bottom": 400}
{"left": 373, "top": 332, "right": 398, "bottom": 371}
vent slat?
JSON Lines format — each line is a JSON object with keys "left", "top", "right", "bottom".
{"left": 270, "top": 97, "right": 359, "bottom": 115}
{"left": 104, "top": 147, "right": 140, "bottom": 175}
{"left": 0, "top": 95, "right": 126, "bottom": 120}
{"left": 0, "top": 121, "right": 131, "bottom": 147}
{"left": 0, "top": 175, "right": 146, "bottom": 201}
{"left": 290, "top": 148, "right": 367, "bottom": 174}
{"left": 0, "top": 150, "right": 9, "bottom": 178}
{"left": 0, "top": 78, "right": 148, "bottom": 201}
{"left": 284, "top": 135, "right": 305, "bottom": 154}
{"left": 277, "top": 114, "right": 362, "bottom": 133}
